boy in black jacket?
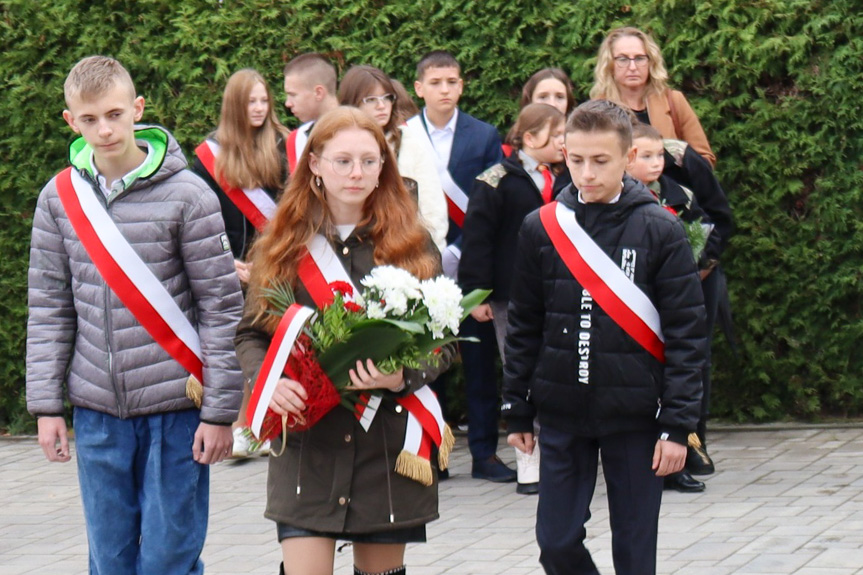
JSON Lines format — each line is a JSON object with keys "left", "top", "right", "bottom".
{"left": 502, "top": 100, "right": 706, "bottom": 575}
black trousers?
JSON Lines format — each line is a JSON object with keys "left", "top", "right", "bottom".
{"left": 459, "top": 316, "right": 501, "bottom": 460}
{"left": 537, "top": 427, "right": 663, "bottom": 575}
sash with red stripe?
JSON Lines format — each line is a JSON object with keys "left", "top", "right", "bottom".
{"left": 55, "top": 167, "right": 205, "bottom": 386}
{"left": 406, "top": 115, "right": 467, "bottom": 230}
{"left": 286, "top": 123, "right": 312, "bottom": 176}
{"left": 296, "top": 234, "right": 453, "bottom": 483}
{"left": 296, "top": 235, "right": 383, "bottom": 429}
{"left": 194, "top": 140, "right": 276, "bottom": 232}
{"left": 246, "top": 304, "right": 316, "bottom": 438}
{"left": 286, "top": 129, "right": 298, "bottom": 175}
{"left": 539, "top": 201, "right": 665, "bottom": 363}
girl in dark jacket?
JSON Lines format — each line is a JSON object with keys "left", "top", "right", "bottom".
{"left": 458, "top": 103, "right": 564, "bottom": 494}
{"left": 193, "top": 69, "right": 289, "bottom": 456}
{"left": 234, "top": 107, "right": 452, "bottom": 575}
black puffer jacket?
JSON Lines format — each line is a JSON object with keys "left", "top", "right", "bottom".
{"left": 502, "top": 176, "right": 706, "bottom": 444}
{"left": 458, "top": 154, "right": 564, "bottom": 302}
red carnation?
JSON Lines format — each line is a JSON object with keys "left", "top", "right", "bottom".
{"left": 344, "top": 301, "right": 363, "bottom": 313}
{"left": 329, "top": 281, "right": 354, "bottom": 297}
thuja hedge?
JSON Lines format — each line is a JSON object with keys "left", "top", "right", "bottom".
{"left": 1, "top": 0, "right": 862, "bottom": 431}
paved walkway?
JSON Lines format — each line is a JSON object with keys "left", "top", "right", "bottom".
{"left": 2, "top": 426, "right": 863, "bottom": 574}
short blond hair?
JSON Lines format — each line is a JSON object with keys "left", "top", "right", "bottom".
{"left": 64, "top": 56, "right": 136, "bottom": 107}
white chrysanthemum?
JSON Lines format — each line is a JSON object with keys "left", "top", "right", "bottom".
{"left": 366, "top": 300, "right": 385, "bottom": 320}
{"left": 420, "top": 276, "right": 464, "bottom": 338}
{"left": 361, "top": 265, "right": 423, "bottom": 317}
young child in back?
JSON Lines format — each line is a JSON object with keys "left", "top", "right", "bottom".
{"left": 459, "top": 103, "right": 565, "bottom": 494}
{"left": 408, "top": 50, "right": 513, "bottom": 483}
{"left": 629, "top": 121, "right": 733, "bottom": 490}
{"left": 26, "top": 55, "right": 244, "bottom": 574}
{"left": 502, "top": 100, "right": 706, "bottom": 575}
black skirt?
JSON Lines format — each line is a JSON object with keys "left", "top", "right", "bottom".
{"left": 276, "top": 521, "right": 427, "bottom": 543}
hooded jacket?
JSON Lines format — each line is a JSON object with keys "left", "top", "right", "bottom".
{"left": 501, "top": 176, "right": 706, "bottom": 444}
{"left": 26, "top": 125, "right": 244, "bottom": 424}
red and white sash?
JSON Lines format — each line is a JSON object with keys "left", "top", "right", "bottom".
{"left": 407, "top": 115, "right": 468, "bottom": 230}
{"left": 394, "top": 385, "right": 453, "bottom": 486}
{"left": 247, "top": 303, "right": 316, "bottom": 437}
{"left": 55, "top": 167, "right": 205, "bottom": 381}
{"left": 286, "top": 123, "right": 312, "bottom": 176}
{"left": 296, "top": 235, "right": 383, "bottom": 429}
{"left": 540, "top": 201, "right": 665, "bottom": 363}
{"left": 249, "top": 232, "right": 453, "bottom": 483}
{"left": 194, "top": 140, "right": 276, "bottom": 232}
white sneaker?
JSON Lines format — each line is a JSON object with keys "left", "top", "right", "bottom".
{"left": 257, "top": 440, "right": 271, "bottom": 456}
{"left": 231, "top": 427, "right": 252, "bottom": 458}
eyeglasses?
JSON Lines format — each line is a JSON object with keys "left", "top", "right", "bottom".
{"left": 361, "top": 93, "right": 396, "bottom": 105}
{"left": 613, "top": 55, "right": 650, "bottom": 68}
{"left": 317, "top": 155, "right": 384, "bottom": 176}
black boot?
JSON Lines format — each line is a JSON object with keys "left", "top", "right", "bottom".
{"left": 686, "top": 432, "right": 715, "bottom": 475}
{"left": 279, "top": 562, "right": 285, "bottom": 575}
{"left": 663, "top": 470, "right": 705, "bottom": 493}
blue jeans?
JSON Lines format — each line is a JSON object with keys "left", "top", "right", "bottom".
{"left": 74, "top": 407, "right": 208, "bottom": 575}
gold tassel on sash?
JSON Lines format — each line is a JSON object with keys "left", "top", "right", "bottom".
{"left": 395, "top": 450, "right": 434, "bottom": 486}
{"left": 438, "top": 424, "right": 455, "bottom": 471}
{"left": 185, "top": 374, "right": 203, "bottom": 408}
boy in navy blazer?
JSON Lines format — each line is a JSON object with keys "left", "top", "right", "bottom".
{"left": 409, "top": 51, "right": 512, "bottom": 482}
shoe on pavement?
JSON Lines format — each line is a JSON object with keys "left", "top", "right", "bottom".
{"left": 438, "top": 468, "right": 450, "bottom": 481}
{"left": 664, "top": 470, "right": 705, "bottom": 493}
{"left": 471, "top": 455, "right": 517, "bottom": 483}
{"left": 231, "top": 427, "right": 252, "bottom": 458}
{"left": 256, "top": 439, "right": 271, "bottom": 457}
{"left": 687, "top": 433, "right": 715, "bottom": 475}
{"left": 516, "top": 482, "right": 539, "bottom": 495}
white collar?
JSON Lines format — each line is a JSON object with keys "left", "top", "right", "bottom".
{"left": 423, "top": 107, "right": 458, "bottom": 134}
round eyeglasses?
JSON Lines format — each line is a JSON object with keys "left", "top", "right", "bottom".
{"left": 318, "top": 156, "right": 384, "bottom": 176}
{"left": 361, "top": 93, "right": 396, "bottom": 105}
{"left": 613, "top": 55, "right": 650, "bottom": 68}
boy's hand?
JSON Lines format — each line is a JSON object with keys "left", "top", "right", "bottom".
{"left": 651, "top": 439, "right": 687, "bottom": 476}
{"left": 193, "top": 422, "right": 233, "bottom": 465}
{"left": 470, "top": 303, "right": 494, "bottom": 322}
{"left": 508, "top": 432, "right": 535, "bottom": 455}
{"left": 37, "top": 416, "right": 71, "bottom": 463}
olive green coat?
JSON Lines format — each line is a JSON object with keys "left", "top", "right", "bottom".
{"left": 234, "top": 227, "right": 453, "bottom": 534}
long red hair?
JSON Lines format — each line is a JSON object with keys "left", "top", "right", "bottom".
{"left": 247, "top": 107, "right": 438, "bottom": 330}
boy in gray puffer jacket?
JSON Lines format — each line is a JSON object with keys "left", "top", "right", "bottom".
{"left": 26, "top": 55, "right": 243, "bottom": 575}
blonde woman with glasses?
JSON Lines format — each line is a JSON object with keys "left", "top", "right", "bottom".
{"left": 590, "top": 26, "right": 716, "bottom": 167}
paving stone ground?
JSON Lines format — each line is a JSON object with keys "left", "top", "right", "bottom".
{"left": 2, "top": 426, "right": 863, "bottom": 574}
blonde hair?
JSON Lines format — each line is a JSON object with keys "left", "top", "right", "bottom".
{"left": 247, "top": 107, "right": 438, "bottom": 330}
{"left": 589, "top": 27, "right": 670, "bottom": 103}
{"left": 214, "top": 69, "right": 289, "bottom": 190}
{"left": 64, "top": 56, "right": 136, "bottom": 107}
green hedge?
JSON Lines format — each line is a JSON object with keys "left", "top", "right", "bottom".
{"left": 2, "top": 0, "right": 862, "bottom": 431}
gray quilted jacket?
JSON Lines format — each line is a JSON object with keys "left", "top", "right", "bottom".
{"left": 26, "top": 125, "right": 244, "bottom": 424}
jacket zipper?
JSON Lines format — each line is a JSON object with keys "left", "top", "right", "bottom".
{"left": 381, "top": 422, "right": 395, "bottom": 523}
